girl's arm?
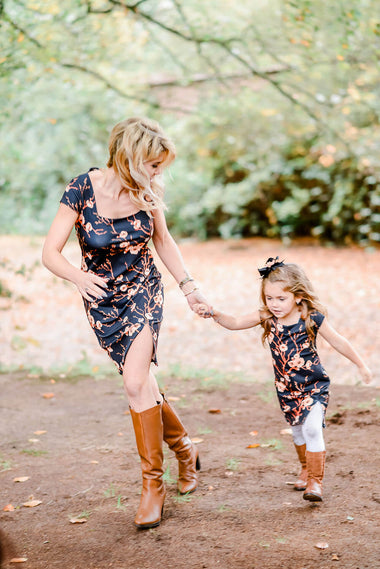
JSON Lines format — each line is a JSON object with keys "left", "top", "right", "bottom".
{"left": 152, "top": 208, "right": 209, "bottom": 309}
{"left": 42, "top": 204, "right": 108, "bottom": 301}
{"left": 196, "top": 305, "right": 262, "bottom": 330}
{"left": 318, "top": 319, "right": 372, "bottom": 384}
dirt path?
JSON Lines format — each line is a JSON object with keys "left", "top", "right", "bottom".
{"left": 0, "top": 372, "right": 379, "bottom": 569}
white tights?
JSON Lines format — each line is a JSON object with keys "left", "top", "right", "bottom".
{"left": 291, "top": 402, "right": 325, "bottom": 452}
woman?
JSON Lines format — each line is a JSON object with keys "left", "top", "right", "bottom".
{"left": 42, "top": 117, "right": 208, "bottom": 529}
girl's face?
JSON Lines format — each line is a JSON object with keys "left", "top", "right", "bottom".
{"left": 264, "top": 281, "right": 300, "bottom": 322}
{"left": 143, "top": 153, "right": 166, "bottom": 181}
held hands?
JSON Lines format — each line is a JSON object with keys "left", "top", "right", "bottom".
{"left": 193, "top": 303, "right": 214, "bottom": 319}
{"left": 75, "top": 270, "right": 108, "bottom": 302}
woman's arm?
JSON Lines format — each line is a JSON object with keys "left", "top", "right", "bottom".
{"left": 42, "top": 204, "right": 107, "bottom": 301}
{"left": 318, "top": 319, "right": 372, "bottom": 383}
{"left": 152, "top": 208, "right": 209, "bottom": 309}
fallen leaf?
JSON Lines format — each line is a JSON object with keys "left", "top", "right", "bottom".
{"left": 14, "top": 477, "right": 30, "bottom": 483}
{"left": 90, "top": 460, "right": 99, "bottom": 464}
{"left": 10, "top": 558, "right": 28, "bottom": 563}
{"left": 246, "top": 443, "right": 261, "bottom": 449}
{"left": 124, "top": 410, "right": 130, "bottom": 415}
{"left": 3, "top": 504, "right": 15, "bottom": 511}
{"left": 249, "top": 431, "right": 258, "bottom": 436}
{"left": 191, "top": 437, "right": 204, "bottom": 444}
{"left": 69, "top": 518, "right": 87, "bottom": 524}
{"left": 208, "top": 408, "right": 221, "bottom": 414}
{"left": 332, "top": 554, "right": 340, "bottom": 561}
{"left": 23, "top": 499, "right": 42, "bottom": 508}
{"left": 34, "top": 430, "right": 47, "bottom": 435}
{"left": 167, "top": 396, "right": 180, "bottom": 401}
{"left": 314, "top": 542, "right": 329, "bottom": 550}
{"left": 42, "top": 393, "right": 55, "bottom": 399}
{"left": 225, "top": 471, "right": 234, "bottom": 476}
{"left": 28, "top": 438, "right": 39, "bottom": 443}
{"left": 280, "top": 428, "right": 292, "bottom": 435}
{"left": 208, "top": 486, "right": 214, "bottom": 491}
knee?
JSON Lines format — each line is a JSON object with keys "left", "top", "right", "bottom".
{"left": 123, "top": 372, "right": 144, "bottom": 400}
{"left": 303, "top": 422, "right": 323, "bottom": 442}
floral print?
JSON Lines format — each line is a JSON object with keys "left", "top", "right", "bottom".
{"left": 268, "top": 312, "right": 330, "bottom": 426}
{"left": 60, "top": 169, "right": 163, "bottom": 374}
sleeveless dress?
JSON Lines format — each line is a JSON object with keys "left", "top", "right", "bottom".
{"left": 60, "top": 169, "right": 163, "bottom": 374}
{"left": 268, "top": 311, "right": 330, "bottom": 426}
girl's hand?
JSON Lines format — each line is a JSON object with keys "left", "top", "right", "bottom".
{"left": 194, "top": 303, "right": 213, "bottom": 318}
{"left": 358, "top": 365, "right": 373, "bottom": 385}
{"left": 74, "top": 270, "right": 108, "bottom": 302}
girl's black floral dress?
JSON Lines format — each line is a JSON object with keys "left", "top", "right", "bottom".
{"left": 268, "top": 312, "right": 330, "bottom": 426}
{"left": 60, "top": 169, "right": 163, "bottom": 374}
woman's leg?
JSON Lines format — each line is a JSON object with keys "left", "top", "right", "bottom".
{"left": 302, "top": 403, "right": 326, "bottom": 502}
{"left": 123, "top": 325, "right": 162, "bottom": 412}
{"left": 123, "top": 325, "right": 165, "bottom": 528}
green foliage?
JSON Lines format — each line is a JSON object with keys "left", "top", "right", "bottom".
{"left": 0, "top": 0, "right": 379, "bottom": 245}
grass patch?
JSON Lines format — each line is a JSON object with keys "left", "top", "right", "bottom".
{"left": 226, "top": 458, "right": 240, "bottom": 471}
{"left": 0, "top": 454, "right": 12, "bottom": 472}
{"left": 21, "top": 449, "right": 48, "bottom": 457}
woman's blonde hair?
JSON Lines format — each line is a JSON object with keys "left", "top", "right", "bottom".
{"left": 259, "top": 263, "right": 327, "bottom": 345}
{"left": 107, "top": 117, "right": 176, "bottom": 212}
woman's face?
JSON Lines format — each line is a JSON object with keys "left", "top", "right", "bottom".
{"left": 143, "top": 153, "right": 166, "bottom": 181}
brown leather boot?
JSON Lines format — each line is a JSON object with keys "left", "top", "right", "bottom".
{"left": 130, "top": 404, "right": 166, "bottom": 529}
{"left": 161, "top": 394, "right": 200, "bottom": 494}
{"left": 303, "top": 450, "right": 326, "bottom": 502}
{"left": 293, "top": 443, "right": 308, "bottom": 491}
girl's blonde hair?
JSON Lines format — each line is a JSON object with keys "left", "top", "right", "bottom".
{"left": 259, "top": 263, "right": 326, "bottom": 345}
{"left": 107, "top": 117, "right": 176, "bottom": 212}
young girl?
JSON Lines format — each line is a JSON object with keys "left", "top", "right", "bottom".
{"left": 42, "top": 117, "right": 208, "bottom": 529}
{"left": 196, "top": 257, "right": 372, "bottom": 502}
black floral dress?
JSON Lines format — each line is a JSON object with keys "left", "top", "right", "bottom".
{"left": 60, "top": 169, "right": 163, "bottom": 374}
{"left": 268, "top": 312, "right": 330, "bottom": 426}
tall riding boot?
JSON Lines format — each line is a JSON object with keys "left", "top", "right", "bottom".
{"left": 130, "top": 404, "right": 166, "bottom": 529}
{"left": 161, "top": 394, "right": 200, "bottom": 494}
{"left": 303, "top": 450, "right": 326, "bottom": 502}
{"left": 293, "top": 443, "right": 308, "bottom": 491}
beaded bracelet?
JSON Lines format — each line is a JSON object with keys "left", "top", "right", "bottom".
{"left": 184, "top": 286, "right": 199, "bottom": 296}
{"left": 179, "top": 275, "right": 194, "bottom": 289}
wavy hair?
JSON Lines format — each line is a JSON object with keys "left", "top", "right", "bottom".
{"left": 259, "top": 263, "right": 327, "bottom": 345}
{"left": 107, "top": 117, "right": 176, "bottom": 212}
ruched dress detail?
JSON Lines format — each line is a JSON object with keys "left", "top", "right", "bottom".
{"left": 60, "top": 169, "right": 163, "bottom": 374}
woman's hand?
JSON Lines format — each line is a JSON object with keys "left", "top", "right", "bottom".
{"left": 358, "top": 365, "right": 373, "bottom": 385}
{"left": 185, "top": 290, "right": 212, "bottom": 314}
{"left": 74, "top": 270, "right": 108, "bottom": 302}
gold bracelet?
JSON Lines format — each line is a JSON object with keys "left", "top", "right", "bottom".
{"left": 179, "top": 275, "right": 194, "bottom": 289}
{"left": 184, "top": 286, "right": 199, "bottom": 296}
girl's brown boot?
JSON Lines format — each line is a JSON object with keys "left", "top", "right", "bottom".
{"left": 130, "top": 404, "right": 166, "bottom": 528}
{"left": 161, "top": 394, "right": 200, "bottom": 494}
{"left": 293, "top": 443, "right": 308, "bottom": 491}
{"left": 303, "top": 450, "right": 326, "bottom": 502}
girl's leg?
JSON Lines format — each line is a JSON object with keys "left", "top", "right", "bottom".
{"left": 301, "top": 402, "right": 325, "bottom": 452}
{"left": 291, "top": 425, "right": 307, "bottom": 491}
{"left": 302, "top": 403, "right": 326, "bottom": 502}
{"left": 123, "top": 325, "right": 165, "bottom": 528}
